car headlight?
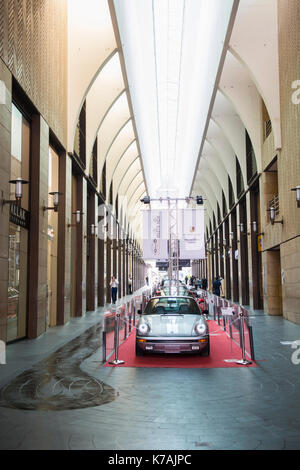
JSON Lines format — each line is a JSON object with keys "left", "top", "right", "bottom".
{"left": 138, "top": 322, "right": 150, "bottom": 336}
{"left": 194, "top": 322, "right": 206, "bottom": 335}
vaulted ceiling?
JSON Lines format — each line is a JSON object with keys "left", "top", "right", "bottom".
{"left": 67, "top": 0, "right": 281, "bottom": 243}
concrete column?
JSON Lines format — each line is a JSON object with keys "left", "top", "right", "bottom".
{"left": 281, "top": 237, "right": 300, "bottom": 323}
{"left": 238, "top": 197, "right": 250, "bottom": 306}
{"left": 57, "top": 152, "right": 71, "bottom": 325}
{"left": 125, "top": 238, "right": 129, "bottom": 295}
{"left": 112, "top": 220, "right": 117, "bottom": 280}
{"left": 106, "top": 211, "right": 112, "bottom": 304}
{"left": 118, "top": 225, "right": 122, "bottom": 298}
{"left": 122, "top": 231, "right": 126, "bottom": 297}
{"left": 28, "top": 114, "right": 49, "bottom": 338}
{"left": 262, "top": 249, "right": 282, "bottom": 316}
{"left": 86, "top": 190, "right": 96, "bottom": 312}
{"left": 230, "top": 208, "right": 239, "bottom": 302}
{"left": 82, "top": 178, "right": 87, "bottom": 314}
{"left": 0, "top": 64, "right": 12, "bottom": 343}
{"left": 224, "top": 217, "right": 231, "bottom": 300}
{"left": 98, "top": 202, "right": 105, "bottom": 307}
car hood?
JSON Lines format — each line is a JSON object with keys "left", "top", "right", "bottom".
{"left": 138, "top": 314, "right": 206, "bottom": 337}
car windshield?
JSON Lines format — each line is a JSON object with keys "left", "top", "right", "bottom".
{"left": 162, "top": 286, "right": 190, "bottom": 296}
{"left": 143, "top": 297, "right": 200, "bottom": 315}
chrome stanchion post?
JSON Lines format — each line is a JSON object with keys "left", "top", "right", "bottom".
{"left": 124, "top": 314, "right": 127, "bottom": 340}
{"left": 236, "top": 310, "right": 252, "bottom": 365}
{"left": 109, "top": 309, "right": 125, "bottom": 365}
{"left": 102, "top": 330, "right": 106, "bottom": 363}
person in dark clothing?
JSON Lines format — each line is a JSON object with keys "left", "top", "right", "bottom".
{"left": 212, "top": 277, "right": 222, "bottom": 296}
{"left": 201, "top": 277, "right": 208, "bottom": 290}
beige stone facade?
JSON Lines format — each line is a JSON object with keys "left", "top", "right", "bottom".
{"left": 193, "top": 0, "right": 300, "bottom": 325}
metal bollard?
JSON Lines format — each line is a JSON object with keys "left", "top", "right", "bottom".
{"left": 124, "top": 317, "right": 127, "bottom": 340}
{"left": 249, "top": 324, "right": 255, "bottom": 361}
{"left": 129, "top": 314, "right": 132, "bottom": 333}
{"left": 223, "top": 314, "right": 226, "bottom": 332}
{"left": 217, "top": 307, "right": 221, "bottom": 325}
{"left": 102, "top": 330, "right": 106, "bottom": 363}
{"left": 235, "top": 311, "right": 252, "bottom": 365}
{"left": 109, "top": 311, "right": 125, "bottom": 365}
{"left": 229, "top": 317, "right": 233, "bottom": 339}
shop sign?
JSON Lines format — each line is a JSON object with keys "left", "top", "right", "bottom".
{"left": 221, "top": 307, "right": 234, "bottom": 316}
{"left": 257, "top": 234, "right": 263, "bottom": 252}
{"left": 9, "top": 203, "right": 30, "bottom": 229}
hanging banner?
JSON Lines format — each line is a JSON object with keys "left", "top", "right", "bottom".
{"left": 179, "top": 208, "right": 205, "bottom": 259}
{"left": 142, "top": 210, "right": 168, "bottom": 259}
{"left": 142, "top": 208, "right": 205, "bottom": 260}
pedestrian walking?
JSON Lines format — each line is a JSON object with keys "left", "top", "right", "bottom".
{"left": 219, "top": 276, "right": 225, "bottom": 298}
{"left": 110, "top": 276, "right": 119, "bottom": 304}
{"left": 212, "top": 277, "right": 222, "bottom": 296}
{"left": 128, "top": 275, "right": 132, "bottom": 295}
{"left": 201, "top": 277, "right": 208, "bottom": 291}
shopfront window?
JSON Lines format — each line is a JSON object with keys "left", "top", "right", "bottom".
{"left": 7, "top": 104, "right": 30, "bottom": 342}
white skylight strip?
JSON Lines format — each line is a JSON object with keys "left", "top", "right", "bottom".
{"left": 153, "top": 0, "right": 185, "bottom": 191}
{"left": 113, "top": 0, "right": 235, "bottom": 198}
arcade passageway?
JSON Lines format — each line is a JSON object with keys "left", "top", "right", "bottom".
{"left": 0, "top": 0, "right": 300, "bottom": 452}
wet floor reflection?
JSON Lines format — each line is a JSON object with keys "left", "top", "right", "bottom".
{"left": 0, "top": 324, "right": 118, "bottom": 410}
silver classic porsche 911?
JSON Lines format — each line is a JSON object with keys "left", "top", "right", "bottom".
{"left": 136, "top": 296, "right": 209, "bottom": 356}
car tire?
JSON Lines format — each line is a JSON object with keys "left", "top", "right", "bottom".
{"left": 136, "top": 344, "right": 144, "bottom": 356}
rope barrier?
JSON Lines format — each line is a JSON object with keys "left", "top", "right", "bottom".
{"left": 103, "top": 288, "right": 255, "bottom": 366}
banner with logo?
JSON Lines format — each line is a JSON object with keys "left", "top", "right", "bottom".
{"left": 142, "top": 208, "right": 205, "bottom": 260}
{"left": 142, "top": 210, "right": 168, "bottom": 259}
{"left": 178, "top": 208, "right": 205, "bottom": 259}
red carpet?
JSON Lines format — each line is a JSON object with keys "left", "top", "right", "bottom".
{"left": 104, "top": 321, "right": 256, "bottom": 368}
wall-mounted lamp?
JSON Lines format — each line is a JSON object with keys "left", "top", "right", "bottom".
{"left": 68, "top": 210, "right": 84, "bottom": 228}
{"left": 91, "top": 224, "right": 97, "bottom": 236}
{"left": 268, "top": 207, "right": 283, "bottom": 225}
{"left": 251, "top": 220, "right": 264, "bottom": 236}
{"left": 291, "top": 186, "right": 300, "bottom": 208}
{"left": 2, "top": 177, "right": 29, "bottom": 207}
{"left": 230, "top": 231, "right": 239, "bottom": 243}
{"left": 43, "top": 191, "right": 62, "bottom": 213}
{"left": 84, "top": 223, "right": 98, "bottom": 239}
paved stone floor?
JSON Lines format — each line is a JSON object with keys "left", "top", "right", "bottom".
{"left": 1, "top": 294, "right": 300, "bottom": 451}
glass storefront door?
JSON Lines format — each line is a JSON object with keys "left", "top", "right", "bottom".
{"left": 7, "top": 224, "right": 28, "bottom": 342}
